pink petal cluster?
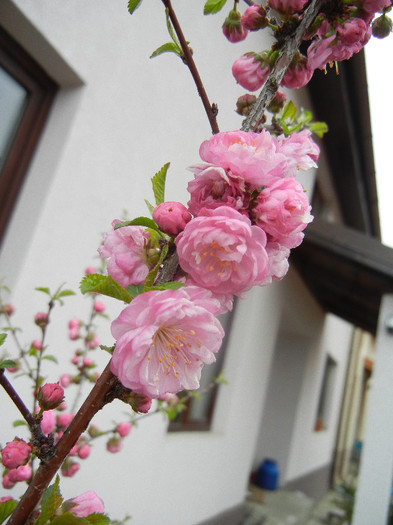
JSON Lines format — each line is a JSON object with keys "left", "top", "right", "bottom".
{"left": 268, "top": 0, "right": 308, "bottom": 14}
{"left": 176, "top": 207, "right": 269, "bottom": 296}
{"left": 69, "top": 490, "right": 105, "bottom": 518}
{"left": 153, "top": 201, "right": 192, "bottom": 236}
{"left": 251, "top": 177, "right": 313, "bottom": 249}
{"left": 232, "top": 53, "right": 270, "bottom": 91}
{"left": 1, "top": 439, "right": 32, "bottom": 469}
{"left": 98, "top": 220, "right": 150, "bottom": 288}
{"left": 7, "top": 464, "right": 32, "bottom": 483}
{"left": 110, "top": 286, "right": 224, "bottom": 398}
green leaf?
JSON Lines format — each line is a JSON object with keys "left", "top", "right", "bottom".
{"left": 151, "top": 163, "right": 169, "bottom": 206}
{"left": 0, "top": 333, "right": 6, "bottom": 346}
{"left": 42, "top": 355, "right": 58, "bottom": 364}
{"left": 35, "top": 286, "right": 50, "bottom": 295}
{"left": 0, "top": 359, "right": 16, "bottom": 369}
{"left": 113, "top": 216, "right": 162, "bottom": 235}
{"left": 35, "top": 476, "right": 63, "bottom": 525}
{"left": 127, "top": 0, "right": 143, "bottom": 14}
{"left": 281, "top": 100, "right": 297, "bottom": 122}
{"left": 165, "top": 8, "right": 180, "bottom": 48}
{"left": 48, "top": 513, "right": 87, "bottom": 525}
{"left": 99, "top": 344, "right": 115, "bottom": 355}
{"left": 203, "top": 0, "right": 227, "bottom": 14}
{"left": 143, "top": 244, "right": 168, "bottom": 289}
{"left": 308, "top": 121, "right": 328, "bottom": 138}
{"left": 55, "top": 289, "right": 75, "bottom": 299}
{"left": 86, "top": 514, "right": 110, "bottom": 525}
{"left": 80, "top": 274, "right": 132, "bottom": 304}
{"left": 126, "top": 284, "right": 145, "bottom": 298}
{"left": 0, "top": 499, "right": 18, "bottom": 524}
{"left": 144, "top": 281, "right": 184, "bottom": 292}
{"left": 150, "top": 42, "right": 181, "bottom": 59}
{"left": 144, "top": 199, "right": 155, "bottom": 217}
{"left": 13, "top": 419, "right": 28, "bottom": 427}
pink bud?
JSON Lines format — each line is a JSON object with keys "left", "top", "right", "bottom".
{"left": 126, "top": 392, "right": 152, "bottom": 414}
{"left": 86, "top": 335, "right": 100, "bottom": 350}
{"left": 38, "top": 382, "right": 64, "bottom": 411}
{"left": 153, "top": 201, "right": 192, "bottom": 236}
{"left": 68, "top": 318, "right": 80, "bottom": 329}
{"left": 1, "top": 439, "right": 32, "bottom": 469}
{"left": 116, "top": 422, "right": 132, "bottom": 437}
{"left": 61, "top": 460, "right": 80, "bottom": 477}
{"left": 242, "top": 4, "right": 268, "bottom": 31}
{"left": 1, "top": 304, "right": 15, "bottom": 316}
{"left": 60, "top": 374, "right": 72, "bottom": 388}
{"left": 82, "top": 357, "right": 93, "bottom": 367}
{"left": 85, "top": 266, "right": 97, "bottom": 275}
{"left": 57, "top": 412, "right": 73, "bottom": 428}
{"left": 68, "top": 490, "right": 105, "bottom": 518}
{"left": 31, "top": 339, "right": 42, "bottom": 350}
{"left": 34, "top": 312, "right": 49, "bottom": 327}
{"left": 40, "top": 409, "right": 56, "bottom": 435}
{"left": 71, "top": 355, "right": 79, "bottom": 365}
{"left": 77, "top": 444, "right": 91, "bottom": 459}
{"left": 93, "top": 301, "right": 106, "bottom": 313}
{"left": 68, "top": 444, "right": 78, "bottom": 456}
{"left": 69, "top": 327, "right": 80, "bottom": 341}
{"left": 222, "top": 8, "right": 249, "bottom": 42}
{"left": 7, "top": 464, "right": 32, "bottom": 483}
{"left": 2, "top": 474, "right": 15, "bottom": 489}
{"left": 106, "top": 437, "right": 122, "bottom": 453}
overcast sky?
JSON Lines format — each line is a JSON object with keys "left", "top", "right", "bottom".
{"left": 364, "top": 35, "right": 393, "bottom": 248}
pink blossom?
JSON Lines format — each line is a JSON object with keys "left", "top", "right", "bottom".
{"left": 98, "top": 220, "right": 150, "bottom": 288}
{"left": 69, "top": 490, "right": 105, "bottom": 517}
{"left": 78, "top": 444, "right": 91, "bottom": 459}
{"left": 176, "top": 207, "right": 269, "bottom": 295}
{"left": 1, "top": 439, "right": 32, "bottom": 469}
{"left": 251, "top": 177, "right": 313, "bottom": 248}
{"left": 232, "top": 53, "right": 269, "bottom": 91}
{"left": 110, "top": 286, "right": 224, "bottom": 398}
{"left": 337, "top": 18, "right": 370, "bottom": 45}
{"left": 187, "top": 164, "right": 246, "bottom": 216}
{"left": 40, "top": 409, "right": 56, "bottom": 435}
{"left": 264, "top": 242, "right": 290, "bottom": 284}
{"left": 362, "top": 0, "right": 391, "bottom": 22}
{"left": 93, "top": 301, "right": 106, "bottom": 313}
{"left": 268, "top": 0, "right": 308, "bottom": 14}
{"left": 242, "top": 4, "right": 268, "bottom": 31}
{"left": 2, "top": 474, "right": 15, "bottom": 489}
{"left": 275, "top": 130, "right": 319, "bottom": 176}
{"left": 61, "top": 460, "right": 80, "bottom": 477}
{"left": 281, "top": 53, "right": 313, "bottom": 89}
{"left": 153, "top": 201, "right": 192, "bottom": 236}
{"left": 38, "top": 382, "right": 64, "bottom": 411}
{"left": 116, "top": 422, "right": 132, "bottom": 437}
{"left": 106, "top": 437, "right": 122, "bottom": 453}
{"left": 199, "top": 130, "right": 288, "bottom": 187}
{"left": 7, "top": 464, "right": 32, "bottom": 483}
{"left": 60, "top": 374, "right": 72, "bottom": 388}
{"left": 58, "top": 412, "right": 73, "bottom": 428}
{"left": 222, "top": 8, "right": 249, "bottom": 42}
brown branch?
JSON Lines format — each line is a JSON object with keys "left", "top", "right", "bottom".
{"left": 242, "top": 0, "right": 328, "bottom": 132}
{"left": 161, "top": 0, "right": 220, "bottom": 135}
{"left": 7, "top": 361, "right": 122, "bottom": 525}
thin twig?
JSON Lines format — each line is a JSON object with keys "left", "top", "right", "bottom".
{"left": 161, "top": 0, "right": 220, "bottom": 135}
{"left": 242, "top": 0, "right": 328, "bottom": 132}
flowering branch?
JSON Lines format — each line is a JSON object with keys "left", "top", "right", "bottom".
{"left": 161, "top": 0, "right": 220, "bottom": 135}
{"left": 242, "top": 0, "right": 328, "bottom": 132}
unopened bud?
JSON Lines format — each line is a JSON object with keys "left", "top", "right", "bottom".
{"left": 267, "top": 91, "right": 287, "bottom": 113}
{"left": 38, "top": 382, "right": 64, "bottom": 411}
{"left": 222, "top": 8, "right": 249, "bottom": 42}
{"left": 236, "top": 94, "right": 257, "bottom": 116}
{"left": 372, "top": 14, "right": 392, "bottom": 38}
{"left": 34, "top": 312, "right": 49, "bottom": 328}
{"left": 1, "top": 304, "right": 15, "bottom": 316}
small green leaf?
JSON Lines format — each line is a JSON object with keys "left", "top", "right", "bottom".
{"left": 35, "top": 476, "right": 63, "bottom": 525}
{"left": 35, "top": 287, "right": 50, "bottom": 295}
{"left": 99, "top": 344, "right": 115, "bottom": 355}
{"left": 127, "top": 0, "right": 143, "bottom": 14}
{"left": 203, "top": 0, "right": 227, "bottom": 14}
{"left": 13, "top": 419, "right": 27, "bottom": 427}
{"left": 0, "top": 333, "right": 6, "bottom": 346}
{"left": 0, "top": 499, "right": 18, "bottom": 524}
{"left": 281, "top": 100, "right": 297, "bottom": 122}
{"left": 114, "top": 216, "right": 162, "bottom": 235}
{"left": 80, "top": 274, "right": 132, "bottom": 304}
{"left": 308, "top": 121, "right": 328, "bottom": 138}
{"left": 150, "top": 42, "right": 181, "bottom": 59}
{"left": 86, "top": 514, "right": 110, "bottom": 525}
{"left": 42, "top": 355, "right": 58, "bottom": 364}
{"left": 55, "top": 289, "right": 75, "bottom": 299}
{"left": 0, "top": 359, "right": 16, "bottom": 369}
{"left": 143, "top": 244, "right": 168, "bottom": 289}
{"left": 144, "top": 199, "right": 155, "bottom": 216}
{"left": 144, "top": 281, "right": 184, "bottom": 292}
{"left": 126, "top": 284, "right": 145, "bottom": 298}
{"left": 151, "top": 163, "right": 170, "bottom": 206}
{"left": 48, "top": 513, "right": 87, "bottom": 525}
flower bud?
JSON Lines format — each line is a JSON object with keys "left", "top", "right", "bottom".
{"left": 2, "top": 474, "right": 15, "bottom": 489}
{"left": 61, "top": 459, "right": 80, "bottom": 477}
{"left": 7, "top": 464, "right": 32, "bottom": 483}
{"left": 242, "top": 4, "right": 268, "bottom": 31}
{"left": 38, "top": 382, "right": 64, "bottom": 411}
{"left": 57, "top": 412, "right": 73, "bottom": 428}
{"left": 1, "top": 439, "right": 32, "bottom": 470}
{"left": 116, "top": 422, "right": 132, "bottom": 437}
{"left": 372, "top": 14, "right": 392, "bottom": 38}
{"left": 267, "top": 90, "right": 287, "bottom": 113}
{"left": 67, "top": 491, "right": 105, "bottom": 518}
{"left": 34, "top": 312, "right": 49, "bottom": 328}
{"left": 222, "top": 8, "right": 249, "bottom": 42}
{"left": 85, "top": 266, "right": 97, "bottom": 274}
{"left": 60, "top": 374, "right": 72, "bottom": 388}
{"left": 31, "top": 339, "right": 43, "bottom": 351}
{"left": 1, "top": 304, "right": 15, "bottom": 316}
{"left": 236, "top": 93, "right": 257, "bottom": 116}
{"left": 78, "top": 444, "right": 91, "bottom": 459}
{"left": 153, "top": 201, "right": 192, "bottom": 236}
{"left": 106, "top": 437, "right": 122, "bottom": 453}
{"left": 93, "top": 301, "right": 106, "bottom": 313}
{"left": 88, "top": 425, "right": 101, "bottom": 437}
{"left": 125, "top": 392, "right": 153, "bottom": 414}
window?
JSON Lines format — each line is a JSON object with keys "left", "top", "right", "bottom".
{"left": 0, "top": 28, "right": 57, "bottom": 244}
{"left": 168, "top": 307, "right": 235, "bottom": 432}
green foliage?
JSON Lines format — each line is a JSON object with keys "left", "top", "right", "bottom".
{"left": 127, "top": 0, "right": 143, "bottom": 15}
{"left": 143, "top": 244, "right": 169, "bottom": 289}
{"left": 35, "top": 285, "right": 75, "bottom": 306}
{"left": 113, "top": 216, "right": 162, "bottom": 236}
{"left": 203, "top": 0, "right": 228, "bottom": 14}
{"left": 35, "top": 476, "right": 63, "bottom": 525}
{"left": 12, "top": 419, "right": 28, "bottom": 427}
{"left": 150, "top": 42, "right": 182, "bottom": 59}
{"left": 42, "top": 355, "right": 58, "bottom": 364}
{"left": 0, "top": 499, "right": 18, "bottom": 524}
{"left": 99, "top": 344, "right": 116, "bottom": 355}
{"left": 275, "top": 100, "right": 328, "bottom": 138}
{"left": 144, "top": 199, "right": 155, "bottom": 216}
{"left": 0, "top": 358, "right": 17, "bottom": 369}
{"left": 80, "top": 274, "right": 132, "bottom": 304}
{"left": 0, "top": 333, "right": 6, "bottom": 346}
{"left": 151, "top": 162, "right": 170, "bottom": 206}
{"left": 144, "top": 281, "right": 184, "bottom": 293}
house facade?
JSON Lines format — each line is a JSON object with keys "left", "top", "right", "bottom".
{"left": 0, "top": 1, "right": 382, "bottom": 523}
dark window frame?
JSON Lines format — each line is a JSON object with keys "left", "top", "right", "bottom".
{"left": 0, "top": 27, "right": 57, "bottom": 244}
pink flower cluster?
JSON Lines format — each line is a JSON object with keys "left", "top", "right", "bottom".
{"left": 1, "top": 439, "right": 32, "bottom": 489}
